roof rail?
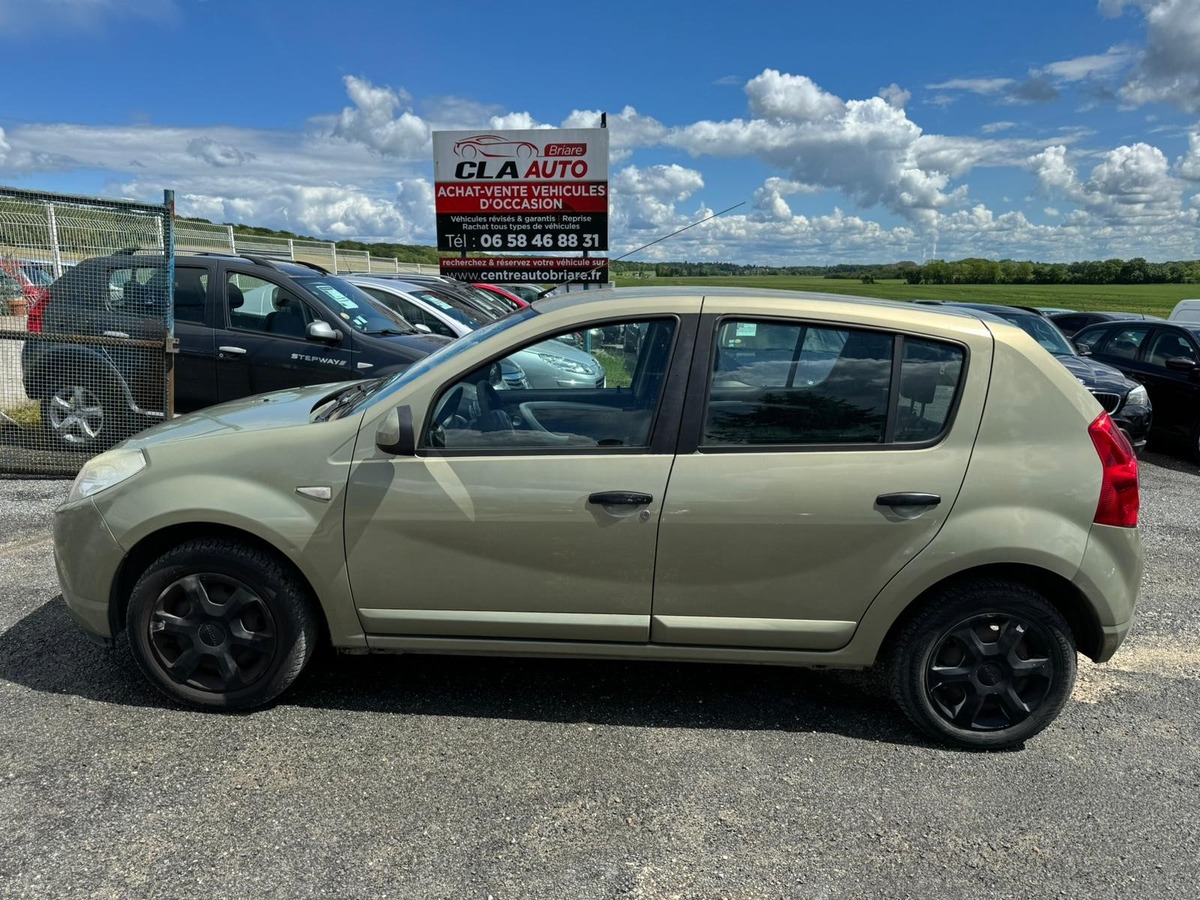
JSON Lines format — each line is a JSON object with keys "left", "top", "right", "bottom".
{"left": 236, "top": 253, "right": 329, "bottom": 275}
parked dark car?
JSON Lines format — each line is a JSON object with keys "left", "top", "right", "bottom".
{"left": 1073, "top": 320, "right": 1200, "bottom": 462}
{"left": 21, "top": 251, "right": 449, "bottom": 449}
{"left": 916, "top": 301, "right": 1153, "bottom": 450}
{"left": 1050, "top": 311, "right": 1164, "bottom": 338}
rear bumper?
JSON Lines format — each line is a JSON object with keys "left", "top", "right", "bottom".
{"left": 1072, "top": 523, "right": 1143, "bottom": 662}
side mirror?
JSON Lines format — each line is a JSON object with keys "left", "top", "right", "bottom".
{"left": 1074, "top": 343, "right": 1092, "bottom": 357}
{"left": 307, "top": 320, "right": 341, "bottom": 343}
{"left": 375, "top": 405, "right": 415, "bottom": 456}
{"left": 1164, "top": 356, "right": 1198, "bottom": 374}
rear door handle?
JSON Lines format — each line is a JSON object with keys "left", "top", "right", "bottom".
{"left": 876, "top": 492, "right": 941, "bottom": 508}
{"left": 588, "top": 491, "right": 653, "bottom": 506}
{"left": 218, "top": 345, "right": 247, "bottom": 356}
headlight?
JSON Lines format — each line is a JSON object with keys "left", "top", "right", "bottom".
{"left": 68, "top": 448, "right": 147, "bottom": 502}
{"left": 533, "top": 351, "right": 593, "bottom": 375}
{"left": 1125, "top": 384, "right": 1149, "bottom": 407}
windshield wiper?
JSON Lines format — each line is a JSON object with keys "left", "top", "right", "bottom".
{"left": 365, "top": 327, "right": 416, "bottom": 336}
{"left": 315, "top": 379, "right": 380, "bottom": 422}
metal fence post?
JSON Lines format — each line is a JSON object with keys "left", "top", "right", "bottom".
{"left": 227, "top": 225, "right": 235, "bottom": 252}
{"left": 288, "top": 238, "right": 295, "bottom": 260}
{"left": 44, "top": 201, "right": 63, "bottom": 277}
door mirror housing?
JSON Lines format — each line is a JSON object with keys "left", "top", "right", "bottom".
{"left": 1164, "top": 356, "right": 1199, "bottom": 375}
{"left": 413, "top": 322, "right": 432, "bottom": 334}
{"left": 375, "top": 405, "right": 415, "bottom": 456}
{"left": 307, "top": 320, "right": 341, "bottom": 343}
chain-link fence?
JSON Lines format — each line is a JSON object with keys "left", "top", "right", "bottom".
{"left": 0, "top": 187, "right": 174, "bottom": 476}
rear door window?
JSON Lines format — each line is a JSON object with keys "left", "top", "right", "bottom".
{"left": 702, "top": 319, "right": 965, "bottom": 447}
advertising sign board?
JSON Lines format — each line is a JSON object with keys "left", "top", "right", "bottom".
{"left": 433, "top": 128, "right": 609, "bottom": 255}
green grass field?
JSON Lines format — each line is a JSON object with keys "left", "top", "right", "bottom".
{"left": 611, "top": 275, "right": 1198, "bottom": 317}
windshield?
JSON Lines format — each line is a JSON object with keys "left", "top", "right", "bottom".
{"left": 364, "top": 305, "right": 539, "bottom": 408}
{"left": 19, "top": 264, "right": 53, "bottom": 286}
{"left": 293, "top": 275, "right": 416, "bottom": 334}
{"left": 407, "top": 287, "right": 492, "bottom": 329}
{"left": 992, "top": 311, "right": 1076, "bottom": 357}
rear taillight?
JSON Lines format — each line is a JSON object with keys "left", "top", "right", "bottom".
{"left": 26, "top": 296, "right": 45, "bottom": 333}
{"left": 1088, "top": 411, "right": 1139, "bottom": 527}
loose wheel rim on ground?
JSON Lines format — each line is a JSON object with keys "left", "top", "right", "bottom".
{"left": 924, "top": 612, "right": 1057, "bottom": 732}
{"left": 147, "top": 572, "right": 279, "bottom": 694}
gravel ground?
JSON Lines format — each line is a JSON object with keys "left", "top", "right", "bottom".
{"left": 1, "top": 454, "right": 1197, "bottom": 899}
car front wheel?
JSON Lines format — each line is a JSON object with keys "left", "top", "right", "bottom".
{"left": 126, "top": 539, "right": 318, "bottom": 710}
{"left": 887, "top": 579, "right": 1076, "bottom": 750}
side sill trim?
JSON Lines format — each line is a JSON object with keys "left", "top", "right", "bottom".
{"left": 651, "top": 615, "right": 857, "bottom": 651}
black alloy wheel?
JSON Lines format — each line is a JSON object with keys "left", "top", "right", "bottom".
{"left": 888, "top": 579, "right": 1076, "bottom": 750}
{"left": 127, "top": 539, "right": 318, "bottom": 710}
{"left": 924, "top": 613, "right": 1055, "bottom": 731}
{"left": 147, "top": 573, "right": 278, "bottom": 694}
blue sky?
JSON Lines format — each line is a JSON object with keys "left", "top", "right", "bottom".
{"left": 2, "top": 0, "right": 1199, "bottom": 265}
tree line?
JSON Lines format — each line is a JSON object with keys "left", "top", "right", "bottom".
{"left": 615, "top": 257, "right": 1200, "bottom": 284}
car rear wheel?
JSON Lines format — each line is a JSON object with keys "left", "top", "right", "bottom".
{"left": 887, "top": 579, "right": 1076, "bottom": 750}
{"left": 126, "top": 539, "right": 318, "bottom": 710}
{"left": 41, "top": 379, "right": 126, "bottom": 450}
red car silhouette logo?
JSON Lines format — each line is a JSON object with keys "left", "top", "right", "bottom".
{"left": 453, "top": 134, "right": 539, "bottom": 160}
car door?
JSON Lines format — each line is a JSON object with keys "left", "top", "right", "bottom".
{"left": 213, "top": 267, "right": 355, "bottom": 402}
{"left": 1138, "top": 327, "right": 1200, "bottom": 440}
{"left": 651, "top": 312, "right": 987, "bottom": 651}
{"left": 171, "top": 263, "right": 217, "bottom": 413}
{"left": 342, "top": 313, "right": 696, "bottom": 644}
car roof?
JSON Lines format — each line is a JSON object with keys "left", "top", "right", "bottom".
{"left": 531, "top": 286, "right": 1014, "bottom": 329}
{"left": 1076, "top": 319, "right": 1200, "bottom": 340}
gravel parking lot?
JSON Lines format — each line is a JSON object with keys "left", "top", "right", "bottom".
{"left": 1, "top": 455, "right": 1197, "bottom": 899}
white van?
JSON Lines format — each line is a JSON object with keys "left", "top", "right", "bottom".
{"left": 1168, "top": 299, "right": 1200, "bottom": 323}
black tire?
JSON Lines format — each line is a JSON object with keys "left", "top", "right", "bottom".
{"left": 40, "top": 378, "right": 127, "bottom": 450}
{"left": 887, "top": 579, "right": 1076, "bottom": 750}
{"left": 1190, "top": 419, "right": 1200, "bottom": 465}
{"left": 126, "top": 539, "right": 318, "bottom": 710}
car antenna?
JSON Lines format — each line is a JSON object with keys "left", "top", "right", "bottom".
{"left": 533, "top": 201, "right": 746, "bottom": 300}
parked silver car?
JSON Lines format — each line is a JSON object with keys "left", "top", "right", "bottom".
{"left": 347, "top": 276, "right": 605, "bottom": 389}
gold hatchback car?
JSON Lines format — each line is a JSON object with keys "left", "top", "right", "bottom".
{"left": 55, "top": 288, "right": 1142, "bottom": 749}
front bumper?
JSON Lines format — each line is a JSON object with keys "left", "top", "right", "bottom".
{"left": 53, "top": 496, "right": 126, "bottom": 643}
{"left": 1113, "top": 400, "right": 1152, "bottom": 451}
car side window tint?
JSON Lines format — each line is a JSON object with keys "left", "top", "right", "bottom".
{"left": 422, "top": 319, "right": 676, "bottom": 452}
{"left": 1100, "top": 326, "right": 1151, "bottom": 360}
{"left": 173, "top": 268, "right": 208, "bottom": 324}
{"left": 1147, "top": 331, "right": 1197, "bottom": 366}
{"left": 227, "top": 273, "right": 312, "bottom": 337}
{"left": 896, "top": 338, "right": 964, "bottom": 443}
{"left": 703, "top": 321, "right": 892, "bottom": 446}
{"left": 107, "top": 265, "right": 168, "bottom": 311}
{"left": 1072, "top": 328, "right": 1108, "bottom": 352}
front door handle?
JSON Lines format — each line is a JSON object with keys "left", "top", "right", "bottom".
{"left": 218, "top": 345, "right": 247, "bottom": 356}
{"left": 876, "top": 492, "right": 941, "bottom": 508}
{"left": 588, "top": 491, "right": 653, "bottom": 506}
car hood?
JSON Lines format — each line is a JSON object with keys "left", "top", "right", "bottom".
{"left": 1057, "top": 354, "right": 1136, "bottom": 392}
{"left": 122, "top": 381, "right": 351, "bottom": 448}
